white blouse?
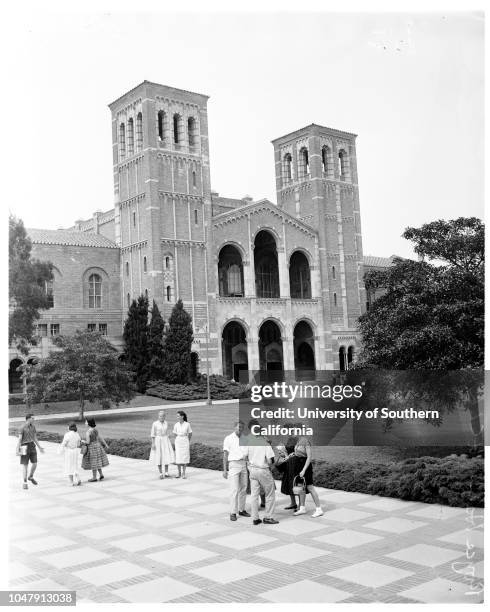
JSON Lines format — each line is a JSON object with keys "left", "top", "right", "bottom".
{"left": 151, "top": 420, "right": 169, "bottom": 437}
{"left": 173, "top": 422, "right": 192, "bottom": 437}
{"left": 61, "top": 431, "right": 81, "bottom": 450}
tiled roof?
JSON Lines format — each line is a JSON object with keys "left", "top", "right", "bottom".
{"left": 27, "top": 228, "right": 118, "bottom": 249}
{"left": 363, "top": 255, "right": 395, "bottom": 268}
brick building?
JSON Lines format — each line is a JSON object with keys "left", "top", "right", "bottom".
{"left": 9, "top": 81, "right": 391, "bottom": 392}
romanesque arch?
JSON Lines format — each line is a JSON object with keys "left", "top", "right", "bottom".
{"left": 9, "top": 358, "right": 23, "bottom": 394}
{"left": 293, "top": 320, "right": 315, "bottom": 374}
{"left": 258, "top": 319, "right": 283, "bottom": 372}
{"left": 221, "top": 321, "right": 248, "bottom": 381}
{"left": 218, "top": 245, "right": 244, "bottom": 297}
{"left": 254, "top": 230, "right": 279, "bottom": 298}
{"left": 289, "top": 250, "right": 311, "bottom": 298}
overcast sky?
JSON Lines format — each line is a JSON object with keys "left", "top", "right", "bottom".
{"left": 8, "top": 10, "right": 483, "bottom": 259}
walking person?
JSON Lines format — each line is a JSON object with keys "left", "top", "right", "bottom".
{"left": 16, "top": 414, "right": 44, "bottom": 490}
{"left": 59, "top": 422, "right": 82, "bottom": 486}
{"left": 243, "top": 434, "right": 279, "bottom": 526}
{"left": 276, "top": 435, "right": 300, "bottom": 510}
{"left": 291, "top": 436, "right": 323, "bottom": 517}
{"left": 81, "top": 418, "right": 109, "bottom": 482}
{"left": 150, "top": 410, "right": 175, "bottom": 479}
{"left": 172, "top": 411, "right": 192, "bottom": 479}
{"left": 223, "top": 420, "right": 250, "bottom": 521}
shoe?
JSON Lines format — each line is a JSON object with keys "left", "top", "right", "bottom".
{"left": 77, "top": 481, "right": 82, "bottom": 486}
{"left": 159, "top": 474, "right": 164, "bottom": 480}
{"left": 253, "top": 519, "right": 262, "bottom": 525}
{"left": 175, "top": 475, "right": 181, "bottom": 479}
{"left": 230, "top": 514, "right": 237, "bottom": 521}
{"left": 182, "top": 475, "right": 187, "bottom": 479}
{"left": 238, "top": 510, "right": 251, "bottom": 517}
{"left": 22, "top": 483, "right": 28, "bottom": 490}
{"left": 99, "top": 475, "right": 104, "bottom": 480}
{"left": 164, "top": 473, "right": 170, "bottom": 478}
{"left": 312, "top": 508, "right": 324, "bottom": 518}
{"left": 284, "top": 504, "right": 297, "bottom": 510}
{"left": 263, "top": 518, "right": 279, "bottom": 524}
{"left": 260, "top": 503, "right": 266, "bottom": 508}
{"left": 88, "top": 478, "right": 97, "bottom": 482}
{"left": 28, "top": 477, "right": 38, "bottom": 485}
{"left": 294, "top": 508, "right": 307, "bottom": 516}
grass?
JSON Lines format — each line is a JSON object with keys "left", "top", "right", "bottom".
{"left": 8, "top": 401, "right": 477, "bottom": 464}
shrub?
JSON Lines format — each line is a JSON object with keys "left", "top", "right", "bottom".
{"left": 9, "top": 428, "right": 483, "bottom": 507}
{"left": 146, "top": 374, "right": 250, "bottom": 401}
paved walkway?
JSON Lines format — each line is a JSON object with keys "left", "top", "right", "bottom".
{"left": 9, "top": 438, "right": 484, "bottom": 604}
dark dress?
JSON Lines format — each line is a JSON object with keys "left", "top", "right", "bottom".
{"left": 279, "top": 438, "right": 313, "bottom": 495}
{"left": 81, "top": 427, "right": 109, "bottom": 470}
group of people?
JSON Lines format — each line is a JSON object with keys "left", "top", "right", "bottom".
{"left": 17, "top": 412, "right": 324, "bottom": 527}
{"left": 223, "top": 419, "right": 324, "bottom": 526}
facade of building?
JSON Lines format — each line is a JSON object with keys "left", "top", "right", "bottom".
{"left": 9, "top": 81, "right": 391, "bottom": 392}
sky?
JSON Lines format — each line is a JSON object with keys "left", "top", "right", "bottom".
{"left": 6, "top": 9, "right": 484, "bottom": 259}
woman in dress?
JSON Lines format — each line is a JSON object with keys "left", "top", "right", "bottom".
{"left": 172, "top": 411, "right": 192, "bottom": 479}
{"left": 150, "top": 410, "right": 175, "bottom": 479}
{"left": 291, "top": 436, "right": 323, "bottom": 517}
{"left": 81, "top": 418, "right": 109, "bottom": 482}
{"left": 59, "top": 422, "right": 82, "bottom": 486}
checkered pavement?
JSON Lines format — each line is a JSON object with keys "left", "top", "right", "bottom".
{"left": 9, "top": 438, "right": 484, "bottom": 603}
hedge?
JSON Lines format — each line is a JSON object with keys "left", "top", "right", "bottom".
{"left": 146, "top": 375, "right": 249, "bottom": 401}
{"left": 9, "top": 428, "right": 483, "bottom": 507}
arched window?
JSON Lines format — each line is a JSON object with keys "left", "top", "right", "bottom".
{"left": 339, "top": 347, "right": 346, "bottom": 371}
{"left": 322, "top": 145, "right": 332, "bottom": 176}
{"left": 283, "top": 153, "right": 293, "bottom": 185}
{"left": 127, "top": 293, "right": 131, "bottom": 308}
{"left": 157, "top": 110, "right": 165, "bottom": 142}
{"left": 143, "top": 257, "right": 147, "bottom": 273}
{"left": 119, "top": 123, "right": 126, "bottom": 160}
{"left": 136, "top": 112, "right": 143, "bottom": 151}
{"left": 132, "top": 211, "right": 136, "bottom": 227}
{"left": 254, "top": 231, "right": 280, "bottom": 298}
{"left": 298, "top": 147, "right": 309, "bottom": 179}
{"left": 127, "top": 118, "right": 134, "bottom": 156}
{"left": 192, "top": 171, "right": 197, "bottom": 188}
{"left": 333, "top": 292, "right": 337, "bottom": 307}
{"left": 338, "top": 149, "right": 349, "bottom": 180}
{"left": 173, "top": 114, "right": 181, "bottom": 144}
{"left": 165, "top": 256, "right": 170, "bottom": 270}
{"left": 289, "top": 251, "right": 311, "bottom": 298}
{"left": 145, "top": 289, "right": 148, "bottom": 300}
{"left": 125, "top": 262, "right": 129, "bottom": 276}
{"left": 44, "top": 279, "right": 54, "bottom": 308}
{"left": 194, "top": 209, "right": 198, "bottom": 225}
{"left": 332, "top": 266, "right": 336, "bottom": 279}
{"left": 188, "top": 116, "right": 197, "bottom": 147}
{"left": 218, "top": 245, "right": 244, "bottom": 297}
{"left": 348, "top": 345, "right": 355, "bottom": 367}
{"left": 166, "top": 285, "right": 171, "bottom": 301}
{"left": 88, "top": 274, "right": 102, "bottom": 309}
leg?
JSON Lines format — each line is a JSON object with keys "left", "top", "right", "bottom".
{"left": 158, "top": 464, "right": 162, "bottom": 474}
{"left": 164, "top": 464, "right": 169, "bottom": 476}
{"left": 263, "top": 471, "right": 276, "bottom": 519}
{"left": 22, "top": 463, "right": 28, "bottom": 482}
{"left": 250, "top": 473, "right": 261, "bottom": 521}
{"left": 98, "top": 468, "right": 104, "bottom": 479}
{"left": 307, "top": 485, "right": 320, "bottom": 506}
{"left": 237, "top": 466, "right": 248, "bottom": 512}
{"left": 29, "top": 462, "right": 37, "bottom": 478}
{"left": 182, "top": 465, "right": 186, "bottom": 478}
{"left": 69, "top": 475, "right": 73, "bottom": 485}
{"left": 228, "top": 466, "right": 240, "bottom": 515}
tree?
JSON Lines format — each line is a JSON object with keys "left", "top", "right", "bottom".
{"left": 9, "top": 215, "right": 53, "bottom": 354}
{"left": 358, "top": 217, "right": 484, "bottom": 369}
{"left": 148, "top": 300, "right": 165, "bottom": 380}
{"left": 162, "top": 299, "right": 193, "bottom": 384}
{"left": 355, "top": 217, "right": 484, "bottom": 443}
{"left": 27, "top": 330, "right": 135, "bottom": 420}
{"left": 123, "top": 295, "right": 149, "bottom": 393}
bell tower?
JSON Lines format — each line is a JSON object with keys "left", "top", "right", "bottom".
{"left": 272, "top": 124, "right": 365, "bottom": 368}
{"left": 109, "top": 81, "right": 218, "bottom": 372}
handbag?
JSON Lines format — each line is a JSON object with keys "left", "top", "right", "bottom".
{"left": 19, "top": 445, "right": 28, "bottom": 456}
{"left": 292, "top": 475, "right": 306, "bottom": 495}
{"left": 80, "top": 444, "right": 88, "bottom": 456}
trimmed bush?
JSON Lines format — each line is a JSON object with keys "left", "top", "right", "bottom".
{"left": 9, "top": 428, "right": 483, "bottom": 507}
{"left": 146, "top": 374, "right": 250, "bottom": 401}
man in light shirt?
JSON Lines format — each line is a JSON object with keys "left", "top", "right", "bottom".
{"left": 243, "top": 426, "right": 279, "bottom": 526}
{"left": 223, "top": 420, "right": 251, "bottom": 521}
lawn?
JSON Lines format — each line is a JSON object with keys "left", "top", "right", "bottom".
{"left": 9, "top": 401, "right": 466, "bottom": 464}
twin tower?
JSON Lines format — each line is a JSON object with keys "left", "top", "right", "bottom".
{"left": 109, "top": 81, "right": 365, "bottom": 377}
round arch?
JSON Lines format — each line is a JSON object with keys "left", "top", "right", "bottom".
{"left": 258, "top": 319, "right": 283, "bottom": 373}
{"left": 293, "top": 320, "right": 315, "bottom": 374}
{"left": 254, "top": 230, "right": 280, "bottom": 298}
{"left": 9, "top": 358, "right": 24, "bottom": 394}
{"left": 218, "top": 244, "right": 244, "bottom": 297}
{"left": 222, "top": 320, "right": 248, "bottom": 381}
{"left": 289, "top": 250, "right": 311, "bottom": 299}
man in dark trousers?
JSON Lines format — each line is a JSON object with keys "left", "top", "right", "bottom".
{"left": 16, "top": 414, "right": 44, "bottom": 489}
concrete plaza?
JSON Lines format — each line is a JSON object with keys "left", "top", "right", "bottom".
{"left": 8, "top": 438, "right": 484, "bottom": 604}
